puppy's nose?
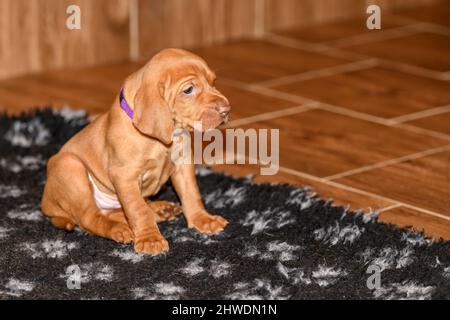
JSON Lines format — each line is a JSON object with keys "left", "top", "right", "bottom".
{"left": 217, "top": 104, "right": 231, "bottom": 117}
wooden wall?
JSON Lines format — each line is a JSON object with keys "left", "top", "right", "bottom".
{"left": 0, "top": 0, "right": 444, "bottom": 79}
{"left": 138, "top": 0, "right": 256, "bottom": 56}
{"left": 0, "top": 0, "right": 130, "bottom": 79}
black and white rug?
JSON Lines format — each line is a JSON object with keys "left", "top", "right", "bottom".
{"left": 0, "top": 109, "right": 449, "bottom": 300}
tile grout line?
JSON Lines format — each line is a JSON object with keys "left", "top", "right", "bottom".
{"left": 211, "top": 162, "right": 402, "bottom": 214}
{"left": 263, "top": 33, "right": 368, "bottom": 61}
{"left": 379, "top": 59, "right": 448, "bottom": 81}
{"left": 393, "top": 204, "right": 445, "bottom": 222}
{"left": 317, "top": 102, "right": 392, "bottom": 125}
{"left": 379, "top": 203, "right": 448, "bottom": 222}
{"left": 278, "top": 166, "right": 450, "bottom": 222}
{"left": 266, "top": 18, "right": 448, "bottom": 52}
{"left": 377, "top": 203, "right": 403, "bottom": 213}
{"left": 320, "top": 23, "right": 425, "bottom": 48}
{"left": 409, "top": 22, "right": 450, "bottom": 37}
{"left": 255, "top": 59, "right": 378, "bottom": 87}
{"left": 264, "top": 31, "right": 448, "bottom": 81}
{"left": 220, "top": 77, "right": 314, "bottom": 104}
{"left": 220, "top": 76, "right": 450, "bottom": 141}
{"left": 320, "top": 100, "right": 449, "bottom": 141}
{"left": 263, "top": 33, "right": 329, "bottom": 52}
{"left": 324, "top": 144, "right": 450, "bottom": 180}
{"left": 395, "top": 122, "right": 450, "bottom": 141}
{"left": 388, "top": 104, "right": 450, "bottom": 124}
{"left": 442, "top": 72, "right": 450, "bottom": 81}
{"left": 224, "top": 103, "right": 319, "bottom": 128}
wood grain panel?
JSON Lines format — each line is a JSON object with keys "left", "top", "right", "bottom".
{"left": 0, "top": 0, "right": 40, "bottom": 79}
{"left": 0, "top": 0, "right": 130, "bottom": 79}
{"left": 138, "top": 0, "right": 256, "bottom": 59}
{"left": 38, "top": 0, "right": 130, "bottom": 70}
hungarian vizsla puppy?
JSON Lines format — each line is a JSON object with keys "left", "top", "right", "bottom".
{"left": 41, "top": 49, "right": 231, "bottom": 255}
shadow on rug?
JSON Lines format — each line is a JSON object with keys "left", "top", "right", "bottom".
{"left": 0, "top": 109, "right": 449, "bottom": 300}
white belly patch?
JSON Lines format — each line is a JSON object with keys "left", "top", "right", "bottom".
{"left": 88, "top": 173, "right": 121, "bottom": 211}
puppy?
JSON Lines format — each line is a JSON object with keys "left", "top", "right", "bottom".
{"left": 41, "top": 48, "right": 231, "bottom": 254}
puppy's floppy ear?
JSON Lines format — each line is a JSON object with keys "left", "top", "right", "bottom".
{"left": 132, "top": 81, "right": 174, "bottom": 145}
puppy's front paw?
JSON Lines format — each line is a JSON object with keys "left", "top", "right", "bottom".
{"left": 110, "top": 222, "right": 133, "bottom": 244}
{"left": 134, "top": 233, "right": 169, "bottom": 255}
{"left": 188, "top": 211, "right": 229, "bottom": 234}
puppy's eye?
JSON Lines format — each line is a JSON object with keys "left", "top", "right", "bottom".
{"left": 183, "top": 86, "right": 194, "bottom": 94}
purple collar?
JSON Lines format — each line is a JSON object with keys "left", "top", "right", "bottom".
{"left": 119, "top": 87, "right": 134, "bottom": 119}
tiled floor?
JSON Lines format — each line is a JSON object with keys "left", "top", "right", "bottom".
{"left": 1, "top": 4, "right": 449, "bottom": 239}
{"left": 236, "top": 109, "right": 448, "bottom": 177}
{"left": 270, "top": 66, "right": 450, "bottom": 119}
{"left": 344, "top": 32, "right": 450, "bottom": 72}
{"left": 193, "top": 40, "right": 355, "bottom": 83}
{"left": 407, "top": 111, "right": 450, "bottom": 135}
{"left": 395, "top": 4, "right": 450, "bottom": 27}
{"left": 273, "top": 14, "right": 412, "bottom": 44}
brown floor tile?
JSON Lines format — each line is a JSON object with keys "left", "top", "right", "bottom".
{"left": 193, "top": 40, "right": 354, "bottom": 83}
{"left": 232, "top": 109, "right": 448, "bottom": 177}
{"left": 0, "top": 77, "right": 113, "bottom": 113}
{"left": 0, "top": 62, "right": 142, "bottom": 115}
{"left": 273, "top": 16, "right": 409, "bottom": 44}
{"left": 272, "top": 66, "right": 450, "bottom": 119}
{"left": 344, "top": 33, "right": 450, "bottom": 72}
{"left": 335, "top": 150, "right": 450, "bottom": 216}
{"left": 394, "top": 4, "right": 450, "bottom": 27}
{"left": 210, "top": 164, "right": 394, "bottom": 212}
{"left": 215, "top": 80, "right": 298, "bottom": 121}
{"left": 379, "top": 206, "right": 450, "bottom": 240}
{"left": 405, "top": 111, "right": 450, "bottom": 135}
{"left": 0, "top": 87, "right": 50, "bottom": 115}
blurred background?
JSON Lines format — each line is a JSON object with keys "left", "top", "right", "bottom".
{"left": 0, "top": 0, "right": 446, "bottom": 79}
{"left": 0, "top": 0, "right": 449, "bottom": 240}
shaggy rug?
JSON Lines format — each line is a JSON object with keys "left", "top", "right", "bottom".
{"left": 0, "top": 109, "right": 449, "bottom": 300}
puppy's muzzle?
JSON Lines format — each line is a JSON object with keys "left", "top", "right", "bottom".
{"left": 215, "top": 103, "right": 231, "bottom": 118}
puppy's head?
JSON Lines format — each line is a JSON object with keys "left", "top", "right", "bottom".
{"left": 126, "top": 48, "right": 231, "bottom": 145}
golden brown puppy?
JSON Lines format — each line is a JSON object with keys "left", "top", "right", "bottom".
{"left": 41, "top": 48, "right": 231, "bottom": 255}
